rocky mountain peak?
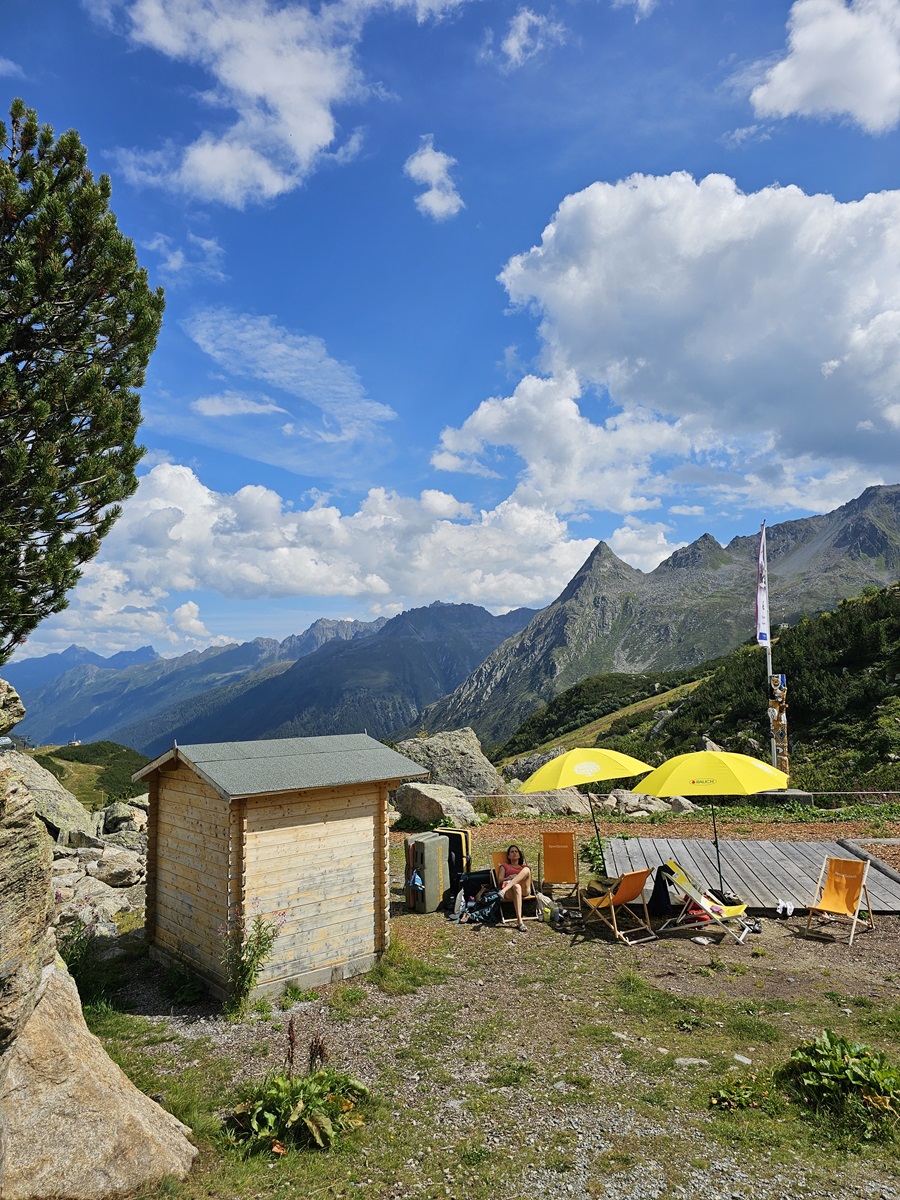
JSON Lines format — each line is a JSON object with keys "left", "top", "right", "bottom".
{"left": 653, "top": 533, "right": 727, "bottom": 572}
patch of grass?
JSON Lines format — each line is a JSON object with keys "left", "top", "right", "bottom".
{"left": 279, "top": 984, "right": 319, "bottom": 1009}
{"left": 487, "top": 1060, "right": 537, "bottom": 1088}
{"left": 575, "top": 1021, "right": 614, "bottom": 1044}
{"left": 459, "top": 1144, "right": 492, "bottom": 1167}
{"left": 613, "top": 969, "right": 689, "bottom": 1019}
{"left": 326, "top": 984, "right": 367, "bottom": 1022}
{"left": 366, "top": 937, "right": 449, "bottom": 996}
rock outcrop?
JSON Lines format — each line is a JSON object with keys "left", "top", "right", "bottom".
{"left": 0, "top": 964, "right": 197, "bottom": 1199}
{"left": 3, "top": 750, "right": 96, "bottom": 841}
{"left": 0, "top": 689, "right": 196, "bottom": 1198}
{"left": 393, "top": 782, "right": 478, "bottom": 827}
{"left": 394, "top": 728, "right": 505, "bottom": 796}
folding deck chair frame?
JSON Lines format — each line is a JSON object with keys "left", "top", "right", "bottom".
{"left": 657, "top": 859, "right": 751, "bottom": 945}
{"left": 581, "top": 867, "right": 657, "bottom": 945}
{"left": 804, "top": 855, "right": 875, "bottom": 946}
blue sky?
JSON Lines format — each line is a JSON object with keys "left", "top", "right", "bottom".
{"left": 7, "top": 0, "right": 900, "bottom": 659}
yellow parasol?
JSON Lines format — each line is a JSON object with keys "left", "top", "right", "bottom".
{"left": 632, "top": 750, "right": 789, "bottom": 890}
{"left": 518, "top": 747, "right": 653, "bottom": 793}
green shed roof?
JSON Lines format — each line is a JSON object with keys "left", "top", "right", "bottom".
{"left": 134, "top": 734, "right": 427, "bottom": 800}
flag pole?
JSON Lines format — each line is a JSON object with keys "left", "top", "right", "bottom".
{"left": 756, "top": 522, "right": 789, "bottom": 774}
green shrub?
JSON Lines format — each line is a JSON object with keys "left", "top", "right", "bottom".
{"left": 221, "top": 908, "right": 285, "bottom": 1019}
{"left": 224, "top": 1066, "right": 371, "bottom": 1154}
{"left": 774, "top": 1029, "right": 900, "bottom": 1143}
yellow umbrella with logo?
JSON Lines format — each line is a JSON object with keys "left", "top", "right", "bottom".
{"left": 517, "top": 747, "right": 653, "bottom": 793}
{"left": 519, "top": 747, "right": 653, "bottom": 846}
{"left": 631, "top": 750, "right": 789, "bottom": 890}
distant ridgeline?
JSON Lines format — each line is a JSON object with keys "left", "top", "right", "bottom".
{"left": 419, "top": 483, "right": 900, "bottom": 750}
{"left": 511, "top": 583, "right": 900, "bottom": 797}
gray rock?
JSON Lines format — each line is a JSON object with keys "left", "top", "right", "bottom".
{"left": 668, "top": 795, "right": 701, "bottom": 813}
{"left": 0, "top": 964, "right": 197, "bottom": 1198}
{"left": 72, "top": 876, "right": 133, "bottom": 921}
{"left": 394, "top": 728, "right": 503, "bottom": 796}
{"left": 675, "top": 1057, "right": 710, "bottom": 1067}
{"left": 101, "top": 801, "right": 140, "bottom": 834}
{"left": 393, "top": 782, "right": 478, "bottom": 827}
{"left": 104, "top": 830, "right": 147, "bottom": 853}
{"left": 0, "top": 680, "right": 25, "bottom": 735}
{"left": 0, "top": 751, "right": 95, "bottom": 842}
{"left": 68, "top": 829, "right": 106, "bottom": 850}
{"left": 512, "top": 788, "right": 592, "bottom": 816}
{"left": 93, "top": 847, "right": 144, "bottom": 888}
{"left": 0, "top": 770, "right": 55, "bottom": 1061}
{"left": 703, "top": 736, "right": 727, "bottom": 753}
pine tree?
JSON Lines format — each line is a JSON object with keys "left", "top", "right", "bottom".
{"left": 0, "top": 99, "right": 164, "bottom": 664}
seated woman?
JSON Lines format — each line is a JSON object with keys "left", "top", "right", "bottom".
{"left": 496, "top": 844, "right": 532, "bottom": 932}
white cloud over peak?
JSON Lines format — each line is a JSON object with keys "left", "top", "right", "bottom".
{"left": 87, "top": 0, "right": 469, "bottom": 206}
{"left": 25, "top": 463, "right": 597, "bottom": 656}
{"left": 499, "top": 171, "right": 900, "bottom": 503}
{"left": 433, "top": 371, "right": 687, "bottom": 514}
{"left": 404, "top": 135, "right": 465, "bottom": 220}
{"left": 606, "top": 517, "right": 686, "bottom": 572}
{"left": 752, "top": 0, "right": 900, "bottom": 133}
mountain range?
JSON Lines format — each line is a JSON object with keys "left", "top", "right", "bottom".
{"left": 7, "top": 483, "right": 900, "bottom": 756}
{"left": 10, "top": 606, "right": 535, "bottom": 755}
{"left": 417, "top": 484, "right": 900, "bottom": 748}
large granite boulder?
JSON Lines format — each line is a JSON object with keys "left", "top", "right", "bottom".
{"left": 393, "top": 782, "right": 478, "bottom": 827}
{"left": 511, "top": 787, "right": 592, "bottom": 816}
{"left": 2, "top": 751, "right": 94, "bottom": 842}
{"left": 0, "top": 964, "right": 198, "bottom": 1199}
{"left": 0, "top": 770, "right": 55, "bottom": 1061}
{"left": 0, "top": 680, "right": 196, "bottom": 1197}
{"left": 395, "top": 728, "right": 504, "bottom": 796}
{"left": 0, "top": 679, "right": 24, "bottom": 733}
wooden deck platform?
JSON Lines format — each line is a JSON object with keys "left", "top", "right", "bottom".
{"left": 603, "top": 836, "right": 900, "bottom": 914}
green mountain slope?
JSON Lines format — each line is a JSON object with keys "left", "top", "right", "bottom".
{"left": 420, "top": 484, "right": 900, "bottom": 750}
{"left": 521, "top": 583, "right": 900, "bottom": 794}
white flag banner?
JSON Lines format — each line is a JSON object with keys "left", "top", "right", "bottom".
{"left": 756, "top": 521, "right": 770, "bottom": 646}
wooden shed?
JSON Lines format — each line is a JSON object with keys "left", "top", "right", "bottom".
{"left": 134, "top": 735, "right": 427, "bottom": 998}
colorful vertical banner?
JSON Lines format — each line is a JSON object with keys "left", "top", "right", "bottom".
{"left": 756, "top": 521, "right": 770, "bottom": 646}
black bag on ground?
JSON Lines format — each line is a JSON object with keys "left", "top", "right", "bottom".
{"left": 647, "top": 867, "right": 675, "bottom": 918}
{"left": 464, "top": 888, "right": 502, "bottom": 926}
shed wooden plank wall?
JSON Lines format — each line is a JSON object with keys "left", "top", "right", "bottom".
{"left": 151, "top": 764, "right": 232, "bottom": 984}
{"left": 244, "top": 781, "right": 384, "bottom": 986}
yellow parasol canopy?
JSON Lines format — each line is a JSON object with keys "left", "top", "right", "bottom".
{"left": 630, "top": 750, "right": 788, "bottom": 798}
{"left": 518, "top": 747, "right": 653, "bottom": 793}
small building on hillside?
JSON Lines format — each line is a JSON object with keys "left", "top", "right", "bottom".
{"left": 133, "top": 735, "right": 427, "bottom": 998}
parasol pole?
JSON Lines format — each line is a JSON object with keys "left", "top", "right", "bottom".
{"left": 710, "top": 801, "right": 724, "bottom": 893}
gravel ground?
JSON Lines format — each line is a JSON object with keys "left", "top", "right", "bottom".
{"left": 109, "top": 815, "right": 900, "bottom": 1199}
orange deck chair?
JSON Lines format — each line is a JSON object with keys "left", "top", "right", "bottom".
{"left": 804, "top": 856, "right": 875, "bottom": 946}
{"left": 538, "top": 831, "right": 581, "bottom": 913}
{"left": 491, "top": 850, "right": 538, "bottom": 925}
{"left": 581, "top": 867, "right": 657, "bottom": 945}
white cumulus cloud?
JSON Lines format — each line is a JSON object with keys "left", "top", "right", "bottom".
{"left": 20, "top": 463, "right": 598, "bottom": 656}
{"left": 751, "top": 0, "right": 900, "bottom": 133}
{"left": 87, "top": 0, "right": 470, "bottom": 206}
{"left": 499, "top": 170, "right": 900, "bottom": 508}
{"left": 404, "top": 135, "right": 465, "bottom": 221}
